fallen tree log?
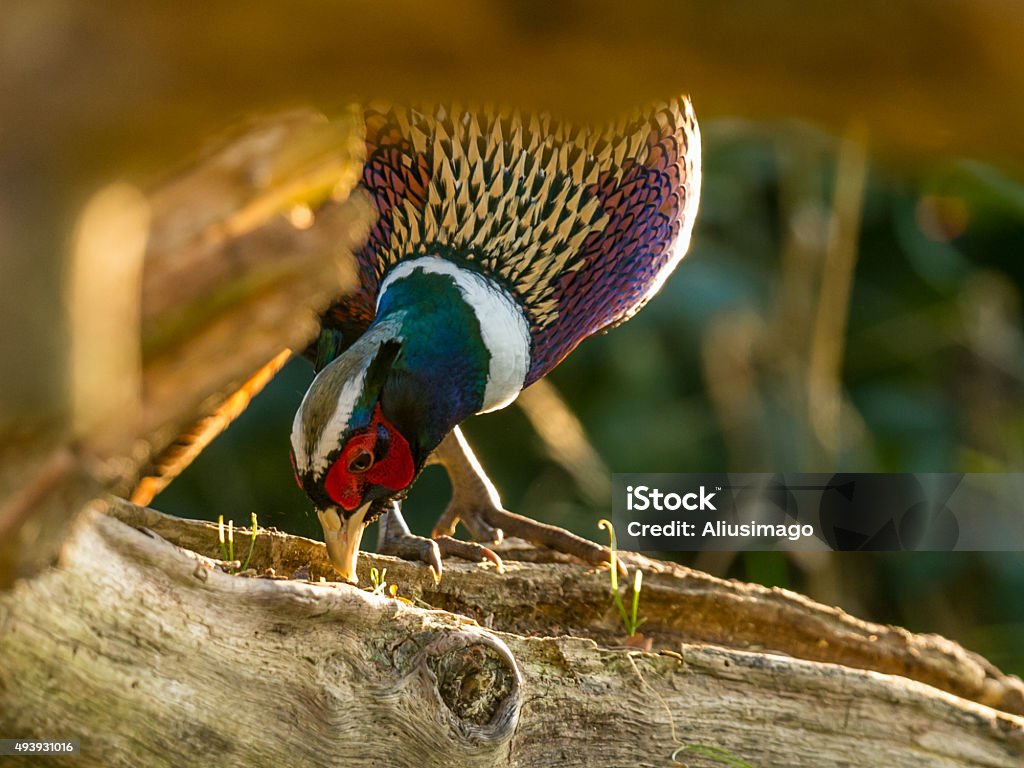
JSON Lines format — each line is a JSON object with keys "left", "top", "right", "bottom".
{"left": 1, "top": 499, "right": 1022, "bottom": 767}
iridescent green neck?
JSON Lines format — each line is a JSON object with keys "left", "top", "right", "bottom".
{"left": 372, "top": 267, "right": 493, "bottom": 453}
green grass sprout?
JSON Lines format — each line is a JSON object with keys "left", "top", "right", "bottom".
{"left": 217, "top": 513, "right": 259, "bottom": 574}
{"left": 598, "top": 519, "right": 646, "bottom": 637}
{"left": 218, "top": 515, "right": 229, "bottom": 562}
{"left": 241, "top": 512, "right": 258, "bottom": 572}
{"left": 365, "top": 566, "right": 428, "bottom": 607}
{"left": 368, "top": 566, "right": 389, "bottom": 596}
{"left": 631, "top": 569, "right": 643, "bottom": 634}
{"left": 672, "top": 744, "right": 754, "bottom": 767}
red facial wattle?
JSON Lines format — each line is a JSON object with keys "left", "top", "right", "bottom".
{"left": 324, "top": 436, "right": 372, "bottom": 510}
{"left": 324, "top": 405, "right": 414, "bottom": 511}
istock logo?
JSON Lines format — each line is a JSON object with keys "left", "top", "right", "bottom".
{"left": 626, "top": 485, "right": 718, "bottom": 512}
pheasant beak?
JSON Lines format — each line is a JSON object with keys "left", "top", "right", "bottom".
{"left": 317, "top": 503, "right": 370, "bottom": 584}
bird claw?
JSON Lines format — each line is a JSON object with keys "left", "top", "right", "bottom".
{"left": 433, "top": 535, "right": 504, "bottom": 574}
{"left": 381, "top": 507, "right": 618, "bottom": 582}
{"left": 377, "top": 531, "right": 444, "bottom": 584}
{"left": 432, "top": 504, "right": 503, "bottom": 545}
{"left": 441, "top": 503, "right": 618, "bottom": 573}
{"left": 377, "top": 519, "right": 504, "bottom": 583}
{"left": 424, "top": 427, "right": 618, "bottom": 577}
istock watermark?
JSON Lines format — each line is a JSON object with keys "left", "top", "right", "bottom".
{"left": 625, "top": 484, "right": 719, "bottom": 512}
{"left": 612, "top": 473, "right": 1024, "bottom": 552}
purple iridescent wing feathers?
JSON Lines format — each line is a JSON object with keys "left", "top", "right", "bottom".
{"left": 322, "top": 98, "right": 701, "bottom": 379}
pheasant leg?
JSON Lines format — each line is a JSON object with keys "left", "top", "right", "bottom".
{"left": 377, "top": 499, "right": 501, "bottom": 583}
{"left": 428, "top": 426, "right": 613, "bottom": 570}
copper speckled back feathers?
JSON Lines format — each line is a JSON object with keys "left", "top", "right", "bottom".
{"left": 326, "top": 98, "right": 700, "bottom": 384}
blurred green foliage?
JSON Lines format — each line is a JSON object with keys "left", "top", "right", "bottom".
{"left": 159, "top": 119, "right": 1024, "bottom": 675}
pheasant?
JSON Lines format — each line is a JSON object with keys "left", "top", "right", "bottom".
{"left": 290, "top": 98, "right": 701, "bottom": 583}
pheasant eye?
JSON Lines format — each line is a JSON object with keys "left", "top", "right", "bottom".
{"left": 348, "top": 448, "right": 374, "bottom": 474}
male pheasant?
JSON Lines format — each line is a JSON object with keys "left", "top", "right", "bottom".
{"left": 290, "top": 98, "right": 701, "bottom": 583}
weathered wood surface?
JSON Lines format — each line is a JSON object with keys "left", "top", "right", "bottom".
{"left": 1, "top": 501, "right": 1022, "bottom": 767}
{"left": 107, "top": 502, "right": 1024, "bottom": 720}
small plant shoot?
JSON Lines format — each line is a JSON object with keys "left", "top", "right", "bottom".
{"left": 672, "top": 744, "right": 755, "bottom": 767}
{"left": 597, "top": 519, "right": 646, "bottom": 637}
{"left": 217, "top": 513, "right": 259, "bottom": 574}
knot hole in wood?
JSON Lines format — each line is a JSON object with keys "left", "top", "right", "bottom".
{"left": 421, "top": 630, "right": 522, "bottom": 741}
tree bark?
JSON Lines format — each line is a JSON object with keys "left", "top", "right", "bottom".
{"left": 1, "top": 499, "right": 1022, "bottom": 767}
